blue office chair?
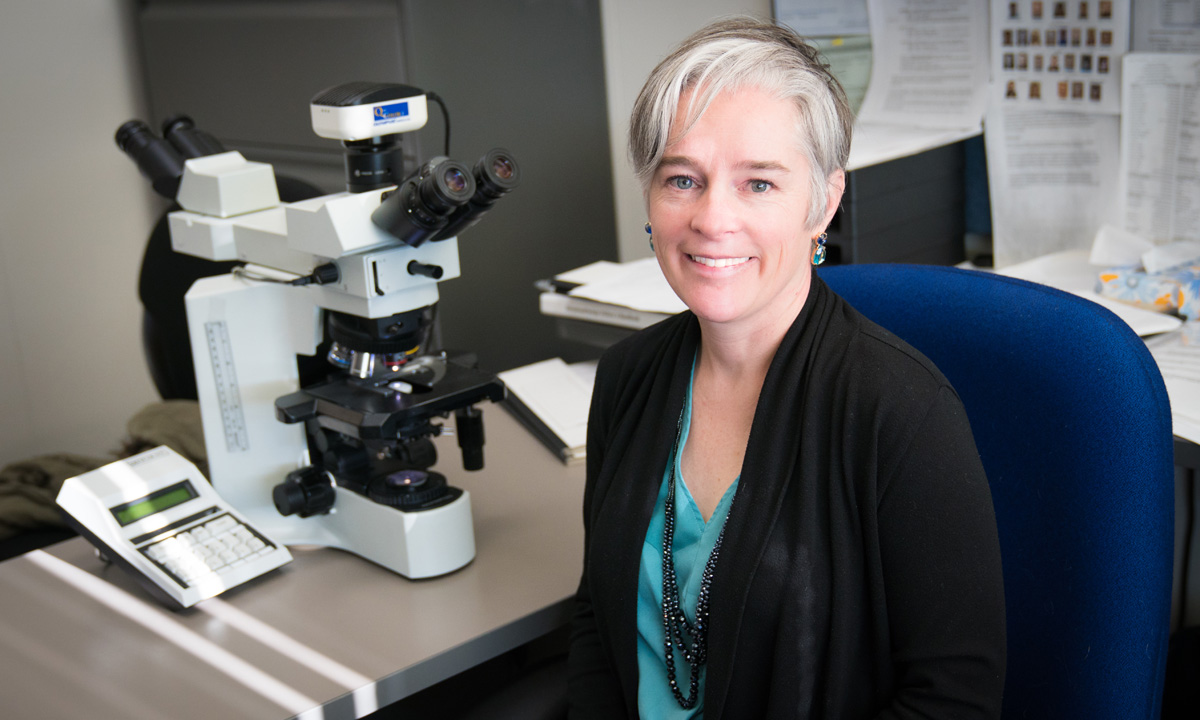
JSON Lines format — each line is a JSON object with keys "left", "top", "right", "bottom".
{"left": 820, "top": 264, "right": 1174, "bottom": 720}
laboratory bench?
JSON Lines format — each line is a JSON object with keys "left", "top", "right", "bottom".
{"left": 0, "top": 408, "right": 583, "bottom": 720}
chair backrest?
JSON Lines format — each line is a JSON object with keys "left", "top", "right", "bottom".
{"left": 820, "top": 264, "right": 1174, "bottom": 720}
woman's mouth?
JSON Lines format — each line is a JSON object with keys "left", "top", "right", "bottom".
{"left": 688, "top": 254, "right": 750, "bottom": 268}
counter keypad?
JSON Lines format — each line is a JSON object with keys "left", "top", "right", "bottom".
{"left": 142, "top": 514, "right": 275, "bottom": 587}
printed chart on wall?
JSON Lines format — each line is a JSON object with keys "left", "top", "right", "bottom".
{"left": 1118, "top": 53, "right": 1200, "bottom": 245}
{"left": 984, "top": 105, "right": 1121, "bottom": 266}
{"left": 1133, "top": 0, "right": 1200, "bottom": 53}
{"left": 992, "top": 0, "right": 1130, "bottom": 112}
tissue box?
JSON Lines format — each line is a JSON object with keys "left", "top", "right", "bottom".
{"left": 1097, "top": 263, "right": 1200, "bottom": 321}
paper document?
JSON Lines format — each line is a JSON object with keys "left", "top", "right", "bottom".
{"left": 539, "top": 292, "right": 671, "bottom": 331}
{"left": 1132, "top": 0, "right": 1200, "bottom": 53}
{"left": 1089, "top": 223, "right": 1156, "bottom": 266}
{"left": 1117, "top": 53, "right": 1200, "bottom": 245}
{"left": 569, "top": 359, "right": 598, "bottom": 390}
{"left": 566, "top": 257, "right": 687, "bottom": 315}
{"left": 498, "top": 358, "right": 593, "bottom": 464}
{"left": 997, "top": 249, "right": 1183, "bottom": 336}
{"left": 985, "top": 106, "right": 1121, "bottom": 266}
{"left": 554, "top": 260, "right": 623, "bottom": 286}
{"left": 848, "top": 124, "right": 981, "bottom": 170}
{"left": 1145, "top": 322, "right": 1200, "bottom": 444}
{"left": 855, "top": 0, "right": 990, "bottom": 132}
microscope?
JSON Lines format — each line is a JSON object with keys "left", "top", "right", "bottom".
{"left": 116, "top": 82, "right": 517, "bottom": 579}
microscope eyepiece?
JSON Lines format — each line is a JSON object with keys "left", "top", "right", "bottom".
{"left": 492, "top": 154, "right": 516, "bottom": 181}
{"left": 443, "top": 166, "right": 469, "bottom": 193}
{"left": 161, "top": 115, "right": 226, "bottom": 159}
{"left": 370, "top": 157, "right": 475, "bottom": 247}
{"left": 433, "top": 148, "right": 521, "bottom": 241}
{"left": 115, "top": 117, "right": 228, "bottom": 200}
{"left": 114, "top": 119, "right": 151, "bottom": 153}
{"left": 477, "top": 148, "right": 520, "bottom": 196}
{"left": 115, "top": 120, "right": 187, "bottom": 199}
{"left": 419, "top": 159, "right": 475, "bottom": 213}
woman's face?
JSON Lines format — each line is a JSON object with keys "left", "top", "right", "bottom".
{"left": 648, "top": 85, "right": 842, "bottom": 334}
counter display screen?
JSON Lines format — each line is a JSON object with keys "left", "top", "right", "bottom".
{"left": 112, "top": 481, "right": 197, "bottom": 526}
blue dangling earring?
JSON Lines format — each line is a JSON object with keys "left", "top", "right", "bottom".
{"left": 646, "top": 222, "right": 654, "bottom": 252}
{"left": 811, "top": 232, "right": 828, "bottom": 266}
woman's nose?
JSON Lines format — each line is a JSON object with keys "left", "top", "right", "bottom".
{"left": 689, "top": 185, "right": 740, "bottom": 239}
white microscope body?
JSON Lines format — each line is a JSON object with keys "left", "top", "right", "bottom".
{"left": 119, "top": 83, "right": 516, "bottom": 579}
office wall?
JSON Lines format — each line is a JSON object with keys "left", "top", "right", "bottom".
{"left": 0, "top": 0, "right": 161, "bottom": 466}
{"left": 396, "top": 0, "right": 621, "bottom": 372}
{"left": 599, "top": 0, "right": 772, "bottom": 262}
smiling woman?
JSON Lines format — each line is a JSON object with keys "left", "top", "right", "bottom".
{"left": 646, "top": 85, "right": 838, "bottom": 334}
{"left": 568, "top": 17, "right": 1006, "bottom": 720}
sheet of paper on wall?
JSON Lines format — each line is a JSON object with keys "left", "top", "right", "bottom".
{"left": 1132, "top": 0, "right": 1200, "bottom": 53}
{"left": 855, "top": 0, "right": 990, "bottom": 132}
{"left": 1144, "top": 323, "right": 1200, "bottom": 445}
{"left": 985, "top": 104, "right": 1121, "bottom": 267}
{"left": 1117, "top": 53, "right": 1200, "bottom": 245}
{"left": 990, "top": 0, "right": 1130, "bottom": 113}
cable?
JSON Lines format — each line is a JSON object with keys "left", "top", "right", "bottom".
{"left": 233, "top": 263, "right": 339, "bottom": 287}
{"left": 426, "top": 91, "right": 451, "bottom": 156}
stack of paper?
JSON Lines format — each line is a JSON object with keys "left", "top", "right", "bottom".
{"left": 498, "top": 358, "right": 595, "bottom": 465}
{"left": 997, "top": 249, "right": 1183, "bottom": 337}
{"left": 996, "top": 247, "right": 1198, "bottom": 444}
{"left": 1146, "top": 325, "right": 1200, "bottom": 445}
{"left": 538, "top": 258, "right": 686, "bottom": 330}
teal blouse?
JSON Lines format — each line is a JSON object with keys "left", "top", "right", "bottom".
{"left": 636, "top": 363, "right": 740, "bottom": 719}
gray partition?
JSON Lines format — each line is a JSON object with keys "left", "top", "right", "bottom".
{"left": 825, "top": 141, "right": 968, "bottom": 266}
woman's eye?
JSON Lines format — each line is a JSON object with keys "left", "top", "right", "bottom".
{"left": 750, "top": 180, "right": 772, "bottom": 193}
{"left": 670, "top": 176, "right": 694, "bottom": 190}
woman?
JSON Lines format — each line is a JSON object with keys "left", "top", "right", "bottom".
{"left": 568, "top": 17, "right": 1005, "bottom": 719}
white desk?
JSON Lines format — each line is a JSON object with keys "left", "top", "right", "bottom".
{"left": 0, "top": 409, "right": 584, "bottom": 719}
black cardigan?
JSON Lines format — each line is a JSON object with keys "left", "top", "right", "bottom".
{"left": 568, "top": 276, "right": 1005, "bottom": 719}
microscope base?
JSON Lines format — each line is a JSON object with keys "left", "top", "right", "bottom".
{"left": 281, "top": 486, "right": 476, "bottom": 579}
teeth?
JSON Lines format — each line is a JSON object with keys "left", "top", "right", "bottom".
{"left": 689, "top": 255, "right": 750, "bottom": 268}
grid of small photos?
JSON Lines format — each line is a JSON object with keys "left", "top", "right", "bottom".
{"left": 997, "top": 0, "right": 1127, "bottom": 108}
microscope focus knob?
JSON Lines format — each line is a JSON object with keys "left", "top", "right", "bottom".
{"left": 273, "top": 466, "right": 336, "bottom": 518}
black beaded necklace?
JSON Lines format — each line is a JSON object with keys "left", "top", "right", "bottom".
{"left": 661, "top": 406, "right": 734, "bottom": 710}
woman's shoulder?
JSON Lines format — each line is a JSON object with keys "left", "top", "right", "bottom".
{"left": 814, "top": 293, "right": 979, "bottom": 484}
{"left": 587, "top": 311, "right": 696, "bottom": 429}
{"left": 823, "top": 292, "right": 960, "bottom": 404}
{"left": 596, "top": 311, "right": 695, "bottom": 383}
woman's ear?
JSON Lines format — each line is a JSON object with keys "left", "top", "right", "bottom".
{"left": 821, "top": 169, "right": 846, "bottom": 230}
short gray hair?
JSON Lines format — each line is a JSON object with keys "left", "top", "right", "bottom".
{"left": 629, "top": 17, "right": 853, "bottom": 227}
